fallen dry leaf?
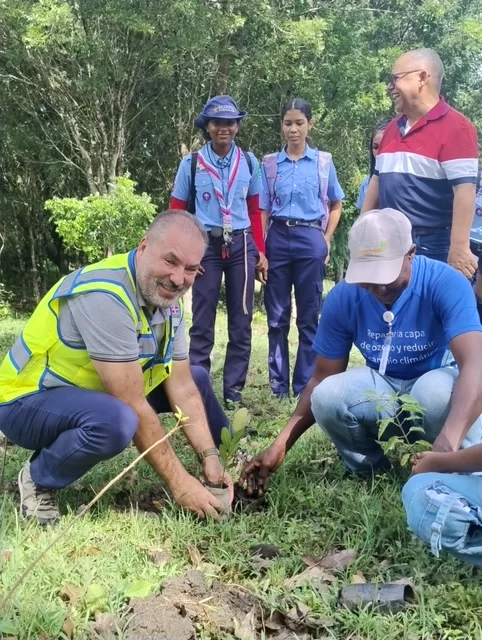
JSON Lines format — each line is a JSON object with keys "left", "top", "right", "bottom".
{"left": 38, "top": 634, "right": 48, "bottom": 640}
{"left": 146, "top": 548, "right": 173, "bottom": 565}
{"left": 264, "top": 611, "right": 284, "bottom": 631}
{"left": 308, "top": 549, "right": 358, "bottom": 573}
{"left": 60, "top": 583, "right": 81, "bottom": 605}
{"left": 85, "top": 546, "right": 101, "bottom": 556}
{"left": 393, "top": 577, "right": 415, "bottom": 587}
{"left": 92, "top": 612, "right": 120, "bottom": 637}
{"left": 251, "top": 555, "right": 273, "bottom": 571}
{"left": 2, "top": 550, "right": 12, "bottom": 561}
{"left": 151, "top": 499, "right": 164, "bottom": 511}
{"left": 234, "top": 606, "right": 257, "bottom": 640}
{"left": 62, "top": 617, "right": 74, "bottom": 638}
{"left": 285, "top": 565, "right": 336, "bottom": 589}
{"left": 352, "top": 572, "right": 367, "bottom": 584}
{"left": 187, "top": 545, "right": 202, "bottom": 566}
{"left": 380, "top": 559, "right": 392, "bottom": 568}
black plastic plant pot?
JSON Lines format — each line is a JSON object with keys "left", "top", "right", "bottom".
{"left": 340, "top": 583, "right": 415, "bottom": 613}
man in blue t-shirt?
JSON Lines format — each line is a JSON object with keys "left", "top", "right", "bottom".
{"left": 241, "top": 209, "right": 482, "bottom": 491}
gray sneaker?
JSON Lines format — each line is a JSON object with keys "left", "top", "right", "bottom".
{"left": 18, "top": 461, "right": 60, "bottom": 525}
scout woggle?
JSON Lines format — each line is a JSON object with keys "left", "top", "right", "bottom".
{"left": 379, "top": 310, "right": 395, "bottom": 376}
{"left": 196, "top": 146, "right": 242, "bottom": 259}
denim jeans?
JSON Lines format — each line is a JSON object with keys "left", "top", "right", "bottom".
{"left": 412, "top": 228, "right": 450, "bottom": 263}
{"left": 310, "top": 365, "right": 482, "bottom": 474}
{"left": 402, "top": 473, "right": 482, "bottom": 567}
{"left": 0, "top": 365, "right": 228, "bottom": 489}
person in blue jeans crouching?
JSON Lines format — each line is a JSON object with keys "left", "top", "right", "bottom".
{"left": 241, "top": 210, "right": 482, "bottom": 566}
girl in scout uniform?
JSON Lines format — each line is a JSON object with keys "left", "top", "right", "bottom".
{"left": 260, "top": 98, "right": 344, "bottom": 398}
{"left": 170, "top": 95, "right": 266, "bottom": 406}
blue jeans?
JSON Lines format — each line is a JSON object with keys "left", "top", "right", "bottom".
{"left": 412, "top": 228, "right": 450, "bottom": 263}
{"left": 402, "top": 473, "right": 482, "bottom": 566}
{"left": 310, "top": 366, "right": 482, "bottom": 474}
{"left": 0, "top": 365, "right": 228, "bottom": 489}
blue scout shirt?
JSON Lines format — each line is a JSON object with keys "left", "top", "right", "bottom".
{"left": 313, "top": 256, "right": 482, "bottom": 380}
{"left": 260, "top": 145, "right": 345, "bottom": 221}
{"left": 356, "top": 176, "right": 370, "bottom": 210}
{"left": 172, "top": 142, "right": 260, "bottom": 231}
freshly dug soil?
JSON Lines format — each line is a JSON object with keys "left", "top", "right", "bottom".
{"left": 125, "top": 569, "right": 259, "bottom": 640}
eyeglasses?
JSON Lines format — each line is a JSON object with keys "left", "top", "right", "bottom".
{"left": 386, "top": 69, "right": 423, "bottom": 87}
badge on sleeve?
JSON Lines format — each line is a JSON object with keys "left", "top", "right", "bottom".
{"left": 202, "top": 192, "right": 211, "bottom": 201}
{"left": 275, "top": 196, "right": 281, "bottom": 206}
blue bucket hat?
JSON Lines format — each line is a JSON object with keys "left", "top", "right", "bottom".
{"left": 194, "top": 95, "right": 247, "bottom": 129}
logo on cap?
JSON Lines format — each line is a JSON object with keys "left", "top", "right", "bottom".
{"left": 358, "top": 240, "right": 388, "bottom": 256}
{"left": 213, "top": 105, "right": 237, "bottom": 114}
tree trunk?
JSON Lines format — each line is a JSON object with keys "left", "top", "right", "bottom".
{"left": 28, "top": 224, "right": 40, "bottom": 303}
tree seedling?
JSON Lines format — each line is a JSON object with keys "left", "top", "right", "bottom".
{"left": 373, "top": 391, "right": 431, "bottom": 466}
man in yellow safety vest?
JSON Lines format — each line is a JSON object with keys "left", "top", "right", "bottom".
{"left": 0, "top": 210, "right": 231, "bottom": 524}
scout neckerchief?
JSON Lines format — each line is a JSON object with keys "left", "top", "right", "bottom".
{"left": 197, "top": 143, "right": 242, "bottom": 258}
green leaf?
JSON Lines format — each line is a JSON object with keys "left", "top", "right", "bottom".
{"left": 232, "top": 407, "right": 249, "bottom": 432}
{"left": 399, "top": 394, "right": 414, "bottom": 404}
{"left": 0, "top": 619, "right": 18, "bottom": 635}
{"left": 220, "top": 427, "right": 232, "bottom": 448}
{"left": 86, "top": 583, "right": 107, "bottom": 611}
{"left": 123, "top": 579, "right": 153, "bottom": 599}
{"left": 400, "top": 453, "right": 411, "bottom": 467}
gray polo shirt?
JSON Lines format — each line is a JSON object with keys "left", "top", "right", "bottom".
{"left": 57, "top": 291, "right": 187, "bottom": 363}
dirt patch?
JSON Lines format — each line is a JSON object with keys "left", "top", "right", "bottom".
{"left": 232, "top": 485, "right": 267, "bottom": 514}
{"left": 124, "top": 570, "right": 259, "bottom": 640}
{"left": 113, "top": 487, "right": 169, "bottom": 513}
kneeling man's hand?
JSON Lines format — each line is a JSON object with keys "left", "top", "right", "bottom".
{"left": 239, "top": 444, "right": 285, "bottom": 497}
{"left": 171, "top": 474, "right": 224, "bottom": 520}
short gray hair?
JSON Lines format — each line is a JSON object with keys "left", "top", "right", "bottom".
{"left": 408, "top": 48, "right": 445, "bottom": 91}
{"left": 147, "top": 209, "right": 208, "bottom": 248}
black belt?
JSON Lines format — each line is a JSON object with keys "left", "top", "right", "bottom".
{"left": 272, "top": 217, "right": 322, "bottom": 229}
{"left": 207, "top": 227, "right": 250, "bottom": 238}
{"left": 412, "top": 226, "right": 450, "bottom": 236}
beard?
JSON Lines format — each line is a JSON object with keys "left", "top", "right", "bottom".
{"left": 138, "top": 273, "right": 187, "bottom": 309}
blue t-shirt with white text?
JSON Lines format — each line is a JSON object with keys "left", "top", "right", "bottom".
{"left": 313, "top": 256, "right": 482, "bottom": 380}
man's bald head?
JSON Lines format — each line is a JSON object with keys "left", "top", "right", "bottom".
{"left": 147, "top": 209, "right": 208, "bottom": 247}
{"left": 390, "top": 48, "right": 445, "bottom": 116}
{"left": 400, "top": 48, "right": 445, "bottom": 92}
{"left": 136, "top": 210, "right": 207, "bottom": 310}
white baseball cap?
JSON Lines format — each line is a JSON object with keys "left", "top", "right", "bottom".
{"left": 345, "top": 209, "right": 413, "bottom": 285}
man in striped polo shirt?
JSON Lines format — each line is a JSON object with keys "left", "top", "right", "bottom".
{"left": 362, "top": 48, "right": 479, "bottom": 279}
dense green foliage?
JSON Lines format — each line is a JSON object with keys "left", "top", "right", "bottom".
{"left": 1, "top": 0, "right": 481, "bottom": 304}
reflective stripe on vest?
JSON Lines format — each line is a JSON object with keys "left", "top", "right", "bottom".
{"left": 0, "top": 250, "right": 183, "bottom": 404}
{"left": 262, "top": 149, "right": 332, "bottom": 231}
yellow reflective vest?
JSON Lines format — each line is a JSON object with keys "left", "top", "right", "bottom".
{"left": 0, "top": 251, "right": 183, "bottom": 404}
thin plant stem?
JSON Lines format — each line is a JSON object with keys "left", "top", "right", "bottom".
{"left": 0, "top": 419, "right": 187, "bottom": 611}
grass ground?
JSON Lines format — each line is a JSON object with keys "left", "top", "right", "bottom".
{"left": 0, "top": 308, "right": 481, "bottom": 640}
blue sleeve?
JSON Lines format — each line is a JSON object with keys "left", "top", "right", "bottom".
{"left": 327, "top": 161, "right": 345, "bottom": 202}
{"left": 171, "top": 156, "right": 191, "bottom": 200}
{"left": 432, "top": 266, "right": 482, "bottom": 343}
{"left": 259, "top": 162, "right": 272, "bottom": 211}
{"left": 247, "top": 153, "right": 261, "bottom": 196}
{"left": 313, "top": 284, "right": 353, "bottom": 359}
{"left": 356, "top": 176, "right": 370, "bottom": 210}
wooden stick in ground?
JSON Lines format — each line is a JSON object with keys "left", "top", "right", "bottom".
{"left": 0, "top": 419, "right": 187, "bottom": 611}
